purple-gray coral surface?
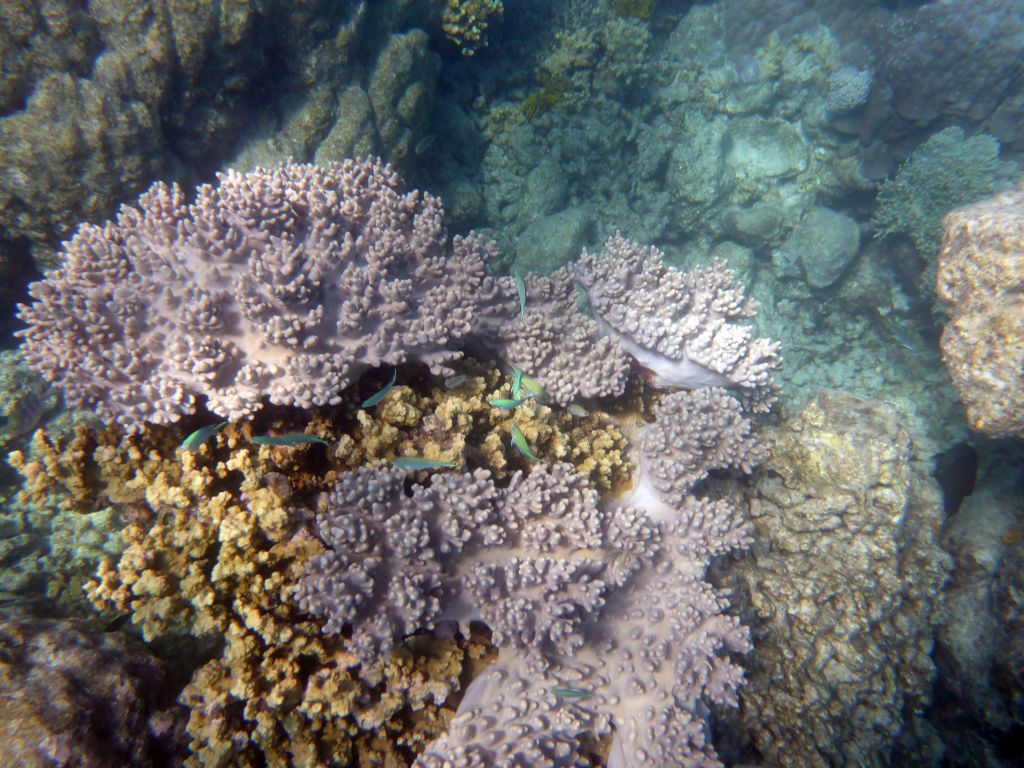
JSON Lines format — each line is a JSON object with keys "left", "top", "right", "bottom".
{"left": 574, "top": 234, "right": 782, "bottom": 412}
{"left": 16, "top": 157, "right": 499, "bottom": 428}
{"left": 474, "top": 267, "right": 633, "bottom": 405}
{"left": 298, "top": 447, "right": 760, "bottom": 766}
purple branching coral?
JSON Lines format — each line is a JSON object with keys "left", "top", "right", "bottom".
{"left": 574, "top": 233, "right": 782, "bottom": 411}
{"left": 298, "top": 456, "right": 757, "bottom": 767}
{"left": 294, "top": 462, "right": 657, "bottom": 663}
{"left": 628, "top": 387, "right": 767, "bottom": 521}
{"left": 16, "top": 158, "right": 503, "bottom": 428}
{"left": 474, "top": 268, "right": 633, "bottom": 405}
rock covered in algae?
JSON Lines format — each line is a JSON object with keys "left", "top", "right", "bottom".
{"left": 720, "top": 390, "right": 951, "bottom": 767}
{"left": 0, "top": 613, "right": 187, "bottom": 767}
{"left": 936, "top": 183, "right": 1024, "bottom": 439}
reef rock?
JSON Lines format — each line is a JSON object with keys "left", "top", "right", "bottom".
{"left": 936, "top": 184, "right": 1024, "bottom": 439}
{"left": 722, "top": 390, "right": 951, "bottom": 767}
{"left": 0, "top": 614, "right": 186, "bottom": 768}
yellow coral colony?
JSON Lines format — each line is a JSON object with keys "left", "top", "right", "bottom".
{"left": 442, "top": 0, "right": 504, "bottom": 56}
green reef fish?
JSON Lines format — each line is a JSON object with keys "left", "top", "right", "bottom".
{"left": 181, "top": 421, "right": 229, "bottom": 452}
{"left": 510, "top": 423, "right": 540, "bottom": 462}
{"left": 489, "top": 397, "right": 527, "bottom": 410}
{"left": 251, "top": 433, "right": 330, "bottom": 447}
{"left": 512, "top": 367, "right": 524, "bottom": 399}
{"left": 513, "top": 268, "right": 526, "bottom": 318}
{"left": 553, "top": 687, "right": 594, "bottom": 700}
{"left": 392, "top": 456, "right": 459, "bottom": 470}
{"left": 566, "top": 403, "right": 589, "bottom": 418}
{"left": 519, "top": 373, "right": 547, "bottom": 401}
{"left": 361, "top": 368, "right": 398, "bottom": 408}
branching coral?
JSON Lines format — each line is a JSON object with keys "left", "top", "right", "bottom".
{"left": 297, "top": 411, "right": 763, "bottom": 767}
{"left": 574, "top": 234, "right": 782, "bottom": 411}
{"left": 474, "top": 268, "right": 633, "bottom": 406}
{"left": 16, "top": 158, "right": 504, "bottom": 429}
{"left": 441, "top": 0, "right": 504, "bottom": 56}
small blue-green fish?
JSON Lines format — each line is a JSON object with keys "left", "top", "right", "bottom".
{"left": 513, "top": 268, "right": 526, "bottom": 318}
{"left": 361, "top": 368, "right": 398, "bottom": 408}
{"left": 489, "top": 397, "right": 527, "bottom": 410}
{"left": 251, "top": 433, "right": 330, "bottom": 447}
{"left": 566, "top": 403, "right": 589, "bottom": 418}
{"left": 519, "top": 374, "right": 547, "bottom": 401}
{"left": 392, "top": 456, "right": 459, "bottom": 470}
{"left": 181, "top": 421, "right": 229, "bottom": 452}
{"left": 511, "top": 367, "right": 524, "bottom": 399}
{"left": 510, "top": 423, "right": 540, "bottom": 462}
{"left": 553, "top": 688, "right": 594, "bottom": 700}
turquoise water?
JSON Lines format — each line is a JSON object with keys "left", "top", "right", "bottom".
{"left": 0, "top": 1, "right": 1021, "bottom": 766}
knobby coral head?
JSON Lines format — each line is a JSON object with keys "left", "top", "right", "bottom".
{"left": 16, "top": 157, "right": 500, "bottom": 430}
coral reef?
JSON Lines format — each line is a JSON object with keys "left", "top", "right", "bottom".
{"left": 17, "top": 158, "right": 503, "bottom": 429}
{"left": 0, "top": 613, "right": 187, "bottom": 767}
{"left": 717, "top": 0, "right": 1024, "bottom": 156}
{"left": 720, "top": 391, "right": 951, "bottom": 767}
{"left": 0, "top": 0, "right": 442, "bottom": 271}
{"left": 473, "top": 267, "right": 633, "bottom": 406}
{"left": 14, "top": 352, "right": 632, "bottom": 767}
{"left": 441, "top": 0, "right": 503, "bottom": 56}
{"left": 76, "top": 422, "right": 479, "bottom": 768}
{"left": 936, "top": 184, "right": 1024, "bottom": 439}
{"left": 872, "top": 127, "right": 1008, "bottom": 258}
{"left": 574, "top": 234, "right": 782, "bottom": 410}
{"left": 935, "top": 442, "right": 1024, "bottom": 767}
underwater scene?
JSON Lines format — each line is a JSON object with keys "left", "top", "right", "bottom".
{"left": 0, "top": 0, "right": 1022, "bottom": 766}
